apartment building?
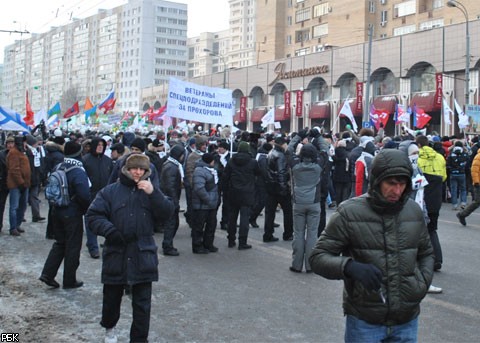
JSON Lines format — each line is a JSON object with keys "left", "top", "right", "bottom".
{"left": 256, "top": 0, "right": 480, "bottom": 63}
{"left": 1, "top": 0, "right": 188, "bottom": 115}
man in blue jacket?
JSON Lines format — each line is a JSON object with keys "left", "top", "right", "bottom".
{"left": 86, "top": 154, "right": 173, "bottom": 343}
{"left": 39, "top": 141, "right": 91, "bottom": 289}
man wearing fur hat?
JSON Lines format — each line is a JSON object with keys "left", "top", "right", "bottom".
{"left": 86, "top": 154, "right": 173, "bottom": 343}
{"left": 40, "top": 141, "right": 90, "bottom": 289}
{"left": 310, "top": 149, "right": 434, "bottom": 341}
{"left": 107, "top": 136, "right": 160, "bottom": 190}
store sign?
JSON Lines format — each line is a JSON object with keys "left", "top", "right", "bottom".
{"left": 296, "top": 90, "right": 303, "bottom": 116}
{"left": 269, "top": 62, "right": 329, "bottom": 86}
{"left": 284, "top": 91, "right": 291, "bottom": 118}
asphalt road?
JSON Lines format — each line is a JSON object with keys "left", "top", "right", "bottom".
{"left": 0, "top": 194, "right": 479, "bottom": 342}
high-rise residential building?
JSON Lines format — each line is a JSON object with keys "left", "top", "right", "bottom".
{"left": 1, "top": 0, "right": 187, "bottom": 115}
{"left": 256, "top": 0, "right": 480, "bottom": 63}
{"left": 188, "top": 0, "right": 257, "bottom": 82}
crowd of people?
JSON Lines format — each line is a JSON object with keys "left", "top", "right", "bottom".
{"left": 1, "top": 121, "right": 479, "bottom": 342}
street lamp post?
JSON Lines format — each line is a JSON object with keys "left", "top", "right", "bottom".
{"left": 447, "top": 0, "right": 470, "bottom": 106}
{"left": 203, "top": 48, "right": 227, "bottom": 88}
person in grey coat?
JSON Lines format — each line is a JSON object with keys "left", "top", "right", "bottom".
{"left": 191, "top": 153, "right": 219, "bottom": 254}
{"left": 86, "top": 154, "right": 174, "bottom": 343}
{"left": 289, "top": 143, "right": 322, "bottom": 273}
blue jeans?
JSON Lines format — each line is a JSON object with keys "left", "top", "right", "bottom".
{"left": 84, "top": 217, "right": 99, "bottom": 253}
{"left": 450, "top": 174, "right": 467, "bottom": 207}
{"left": 345, "top": 315, "right": 418, "bottom": 343}
{"left": 9, "top": 187, "right": 29, "bottom": 231}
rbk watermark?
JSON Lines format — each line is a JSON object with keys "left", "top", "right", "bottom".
{"left": 1, "top": 333, "right": 19, "bottom": 342}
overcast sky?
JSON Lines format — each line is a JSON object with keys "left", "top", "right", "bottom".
{"left": 0, "top": 0, "right": 229, "bottom": 61}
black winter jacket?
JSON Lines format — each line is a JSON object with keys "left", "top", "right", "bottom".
{"left": 83, "top": 138, "right": 113, "bottom": 199}
{"left": 223, "top": 152, "right": 259, "bottom": 206}
{"left": 266, "top": 145, "right": 290, "bottom": 195}
{"left": 86, "top": 169, "right": 174, "bottom": 285}
{"left": 310, "top": 150, "right": 434, "bottom": 326}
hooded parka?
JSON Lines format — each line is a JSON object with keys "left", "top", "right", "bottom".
{"left": 309, "top": 149, "right": 434, "bottom": 326}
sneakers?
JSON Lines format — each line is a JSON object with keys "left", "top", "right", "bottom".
{"left": 427, "top": 285, "right": 443, "bottom": 294}
{"left": 456, "top": 213, "right": 467, "bottom": 226}
{"left": 105, "top": 328, "right": 118, "bottom": 343}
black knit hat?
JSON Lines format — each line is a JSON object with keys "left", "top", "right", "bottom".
{"left": 202, "top": 153, "right": 214, "bottom": 164}
{"left": 64, "top": 141, "right": 82, "bottom": 157}
{"left": 131, "top": 137, "right": 146, "bottom": 152}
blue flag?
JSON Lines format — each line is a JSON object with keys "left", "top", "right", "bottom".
{"left": 48, "top": 102, "right": 61, "bottom": 117}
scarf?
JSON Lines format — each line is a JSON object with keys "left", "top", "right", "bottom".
{"left": 219, "top": 152, "right": 228, "bottom": 168}
{"left": 167, "top": 156, "right": 184, "bottom": 179}
{"left": 27, "top": 145, "right": 41, "bottom": 167}
{"left": 204, "top": 166, "right": 218, "bottom": 184}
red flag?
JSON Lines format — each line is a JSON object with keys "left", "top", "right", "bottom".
{"left": 151, "top": 105, "right": 166, "bottom": 122}
{"left": 369, "top": 104, "right": 390, "bottom": 131}
{"left": 24, "top": 91, "right": 34, "bottom": 126}
{"left": 415, "top": 108, "right": 432, "bottom": 129}
{"left": 63, "top": 101, "right": 80, "bottom": 119}
{"left": 100, "top": 98, "right": 116, "bottom": 113}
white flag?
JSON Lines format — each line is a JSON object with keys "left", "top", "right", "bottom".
{"left": 261, "top": 108, "right": 275, "bottom": 128}
{"left": 442, "top": 98, "right": 452, "bottom": 125}
{"left": 339, "top": 99, "right": 358, "bottom": 132}
{"left": 454, "top": 98, "right": 469, "bottom": 129}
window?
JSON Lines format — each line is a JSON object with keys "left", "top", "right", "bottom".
{"left": 394, "top": 0, "right": 416, "bottom": 17}
{"left": 295, "top": 8, "right": 310, "bottom": 22}
{"left": 295, "top": 48, "right": 309, "bottom": 56}
{"left": 313, "top": 3, "right": 329, "bottom": 17}
{"left": 369, "top": 1, "right": 375, "bottom": 13}
{"left": 381, "top": 10, "right": 388, "bottom": 23}
{"left": 313, "top": 24, "right": 328, "bottom": 38}
{"left": 295, "top": 29, "right": 310, "bottom": 42}
{"left": 419, "top": 19, "right": 444, "bottom": 30}
{"left": 433, "top": 0, "right": 443, "bottom": 9}
{"left": 393, "top": 24, "right": 416, "bottom": 36}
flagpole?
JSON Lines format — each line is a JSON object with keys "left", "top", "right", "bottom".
{"left": 332, "top": 96, "right": 350, "bottom": 133}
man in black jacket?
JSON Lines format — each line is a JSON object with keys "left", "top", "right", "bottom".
{"left": 39, "top": 141, "right": 91, "bottom": 289}
{"left": 223, "top": 141, "right": 260, "bottom": 249}
{"left": 160, "top": 144, "right": 185, "bottom": 256}
{"left": 83, "top": 137, "right": 113, "bottom": 259}
{"left": 263, "top": 136, "right": 293, "bottom": 242}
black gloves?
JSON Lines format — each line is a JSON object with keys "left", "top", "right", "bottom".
{"left": 344, "top": 260, "right": 383, "bottom": 291}
{"left": 107, "top": 230, "right": 125, "bottom": 246}
{"left": 298, "top": 128, "right": 309, "bottom": 140}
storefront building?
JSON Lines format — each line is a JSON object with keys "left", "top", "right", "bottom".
{"left": 188, "top": 20, "right": 480, "bottom": 137}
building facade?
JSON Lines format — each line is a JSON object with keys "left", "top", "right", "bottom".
{"left": 189, "top": 19, "right": 480, "bottom": 137}
{"left": 257, "top": 0, "right": 480, "bottom": 63}
{"left": 1, "top": 0, "right": 187, "bottom": 115}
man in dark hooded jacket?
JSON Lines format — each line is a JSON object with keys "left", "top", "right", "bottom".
{"left": 223, "top": 141, "right": 260, "bottom": 249}
{"left": 83, "top": 137, "right": 113, "bottom": 258}
{"left": 160, "top": 144, "right": 186, "bottom": 256}
{"left": 40, "top": 141, "right": 90, "bottom": 289}
{"left": 310, "top": 149, "right": 434, "bottom": 341}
